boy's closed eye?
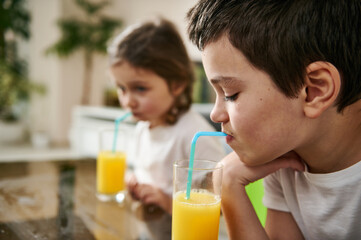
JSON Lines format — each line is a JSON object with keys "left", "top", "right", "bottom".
{"left": 224, "top": 93, "right": 239, "bottom": 102}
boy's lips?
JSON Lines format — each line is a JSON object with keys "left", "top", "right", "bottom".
{"left": 222, "top": 130, "right": 234, "bottom": 143}
{"left": 225, "top": 134, "right": 234, "bottom": 143}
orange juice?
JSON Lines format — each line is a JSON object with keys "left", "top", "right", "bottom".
{"left": 172, "top": 190, "right": 221, "bottom": 240}
{"left": 96, "top": 150, "right": 126, "bottom": 194}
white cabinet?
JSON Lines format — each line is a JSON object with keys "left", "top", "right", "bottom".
{"left": 69, "top": 106, "right": 136, "bottom": 158}
{"left": 68, "top": 104, "right": 225, "bottom": 158}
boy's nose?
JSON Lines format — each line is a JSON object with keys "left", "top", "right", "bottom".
{"left": 210, "top": 99, "right": 228, "bottom": 123}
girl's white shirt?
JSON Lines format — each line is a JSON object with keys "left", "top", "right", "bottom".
{"left": 129, "top": 109, "right": 226, "bottom": 196}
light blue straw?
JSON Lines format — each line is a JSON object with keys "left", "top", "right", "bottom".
{"left": 186, "top": 131, "right": 227, "bottom": 199}
{"left": 112, "top": 112, "right": 132, "bottom": 153}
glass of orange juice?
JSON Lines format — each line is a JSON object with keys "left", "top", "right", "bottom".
{"left": 96, "top": 128, "right": 127, "bottom": 203}
{"left": 172, "top": 159, "right": 223, "bottom": 240}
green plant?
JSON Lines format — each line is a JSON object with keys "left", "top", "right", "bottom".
{"left": 0, "top": 60, "right": 44, "bottom": 121}
{"left": 192, "top": 62, "right": 215, "bottom": 103}
{"left": 46, "top": 0, "right": 122, "bottom": 105}
{"left": 0, "top": 0, "right": 44, "bottom": 122}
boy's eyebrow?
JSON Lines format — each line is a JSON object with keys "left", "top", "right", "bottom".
{"left": 210, "top": 76, "right": 242, "bottom": 85}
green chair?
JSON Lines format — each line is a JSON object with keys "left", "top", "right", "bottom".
{"left": 245, "top": 179, "right": 267, "bottom": 226}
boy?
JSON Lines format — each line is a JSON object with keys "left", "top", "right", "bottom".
{"left": 187, "top": 0, "right": 361, "bottom": 239}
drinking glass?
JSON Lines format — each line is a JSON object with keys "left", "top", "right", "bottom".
{"left": 172, "top": 159, "right": 223, "bottom": 240}
{"left": 96, "top": 127, "right": 127, "bottom": 203}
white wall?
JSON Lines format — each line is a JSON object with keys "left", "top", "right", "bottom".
{"left": 28, "top": 0, "right": 200, "bottom": 146}
{"left": 28, "top": 0, "right": 63, "bottom": 143}
{"left": 107, "top": 0, "right": 201, "bottom": 60}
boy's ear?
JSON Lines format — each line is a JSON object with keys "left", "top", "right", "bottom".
{"left": 301, "top": 61, "right": 341, "bottom": 118}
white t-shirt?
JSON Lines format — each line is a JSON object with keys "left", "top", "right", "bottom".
{"left": 263, "top": 160, "right": 361, "bottom": 240}
{"left": 129, "top": 109, "right": 226, "bottom": 196}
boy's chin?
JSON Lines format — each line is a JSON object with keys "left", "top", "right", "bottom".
{"left": 234, "top": 152, "right": 270, "bottom": 167}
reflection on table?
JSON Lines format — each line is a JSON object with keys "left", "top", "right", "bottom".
{"left": 0, "top": 159, "right": 171, "bottom": 240}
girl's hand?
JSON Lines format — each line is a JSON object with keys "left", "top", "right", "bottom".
{"left": 132, "top": 183, "right": 172, "bottom": 214}
{"left": 126, "top": 174, "right": 140, "bottom": 200}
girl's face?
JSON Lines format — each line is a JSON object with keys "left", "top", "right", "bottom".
{"left": 202, "top": 35, "right": 305, "bottom": 166}
{"left": 110, "top": 61, "right": 176, "bottom": 128}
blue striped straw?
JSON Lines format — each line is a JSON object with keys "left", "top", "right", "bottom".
{"left": 112, "top": 112, "right": 132, "bottom": 153}
{"left": 186, "top": 131, "right": 227, "bottom": 199}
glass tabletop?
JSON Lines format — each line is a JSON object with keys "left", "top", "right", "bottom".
{"left": 0, "top": 159, "right": 171, "bottom": 240}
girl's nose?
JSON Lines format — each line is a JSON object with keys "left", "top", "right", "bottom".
{"left": 120, "top": 93, "right": 137, "bottom": 109}
{"left": 210, "top": 98, "right": 229, "bottom": 124}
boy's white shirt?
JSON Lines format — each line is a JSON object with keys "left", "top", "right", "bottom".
{"left": 129, "top": 109, "right": 226, "bottom": 196}
{"left": 263, "top": 159, "right": 361, "bottom": 240}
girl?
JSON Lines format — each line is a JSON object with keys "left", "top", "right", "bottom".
{"left": 107, "top": 18, "right": 225, "bottom": 214}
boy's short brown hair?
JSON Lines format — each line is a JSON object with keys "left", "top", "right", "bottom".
{"left": 187, "top": 0, "right": 361, "bottom": 112}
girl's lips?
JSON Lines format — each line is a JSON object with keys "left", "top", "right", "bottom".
{"left": 131, "top": 112, "right": 141, "bottom": 118}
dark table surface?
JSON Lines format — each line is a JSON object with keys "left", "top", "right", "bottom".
{"left": 0, "top": 159, "right": 172, "bottom": 240}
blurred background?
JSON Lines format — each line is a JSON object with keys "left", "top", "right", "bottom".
{"left": 0, "top": 0, "right": 218, "bottom": 161}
